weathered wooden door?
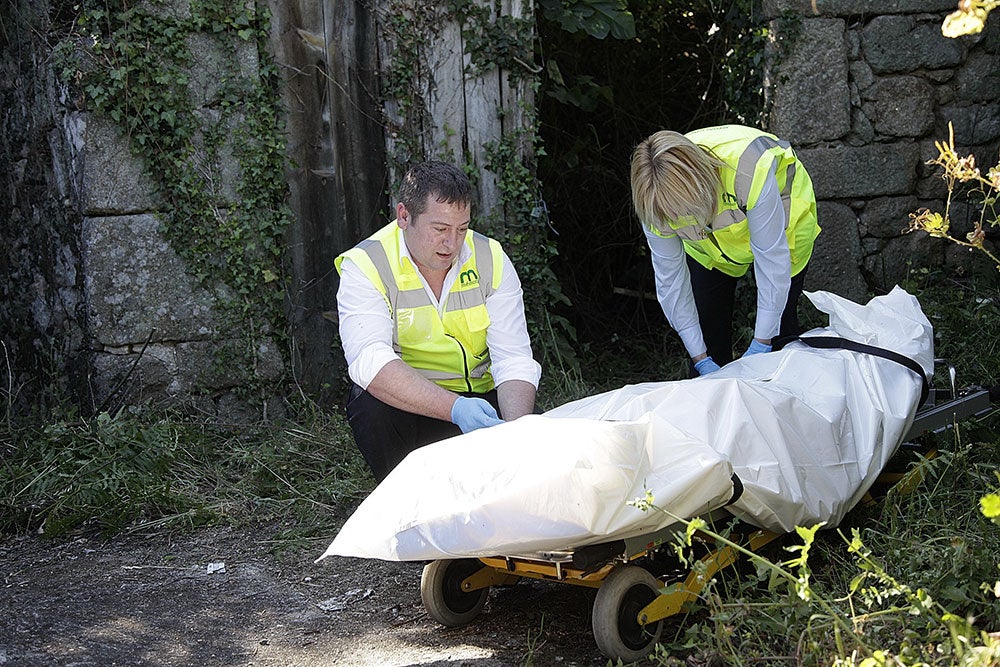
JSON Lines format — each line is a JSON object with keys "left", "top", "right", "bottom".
{"left": 269, "top": 0, "right": 538, "bottom": 400}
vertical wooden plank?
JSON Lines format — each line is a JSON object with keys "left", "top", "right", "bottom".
{"left": 500, "top": 0, "right": 535, "bottom": 165}
{"left": 463, "top": 0, "right": 501, "bottom": 220}
{"left": 327, "top": 0, "right": 387, "bottom": 240}
{"left": 374, "top": 0, "right": 536, "bottom": 223}
{"left": 267, "top": 0, "right": 385, "bottom": 400}
{"left": 424, "top": 20, "right": 466, "bottom": 164}
{"left": 377, "top": 2, "right": 464, "bottom": 198}
{"left": 266, "top": 0, "right": 346, "bottom": 398}
{"left": 375, "top": 0, "right": 405, "bottom": 196}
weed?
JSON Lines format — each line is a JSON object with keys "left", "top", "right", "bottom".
{"left": 909, "top": 123, "right": 1000, "bottom": 272}
{"left": 629, "top": 411, "right": 1000, "bottom": 665}
{"left": 0, "top": 400, "right": 372, "bottom": 543}
{"left": 899, "top": 270, "right": 1000, "bottom": 384}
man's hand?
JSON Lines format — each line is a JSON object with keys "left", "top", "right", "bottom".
{"left": 742, "top": 339, "right": 772, "bottom": 358}
{"left": 694, "top": 357, "right": 721, "bottom": 376}
{"left": 450, "top": 396, "right": 503, "bottom": 433}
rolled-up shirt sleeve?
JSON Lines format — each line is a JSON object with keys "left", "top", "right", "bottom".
{"left": 644, "top": 226, "right": 707, "bottom": 358}
{"left": 485, "top": 252, "right": 542, "bottom": 388}
{"left": 747, "top": 165, "right": 791, "bottom": 341}
{"left": 336, "top": 258, "right": 400, "bottom": 389}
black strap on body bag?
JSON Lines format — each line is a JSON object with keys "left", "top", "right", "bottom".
{"left": 774, "top": 334, "right": 930, "bottom": 407}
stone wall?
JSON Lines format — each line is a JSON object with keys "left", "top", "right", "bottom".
{"left": 765, "top": 1, "right": 1000, "bottom": 301}
{"left": 80, "top": 11, "right": 293, "bottom": 419}
{"left": 1, "top": 0, "right": 88, "bottom": 413}
{"left": 1, "top": 0, "right": 286, "bottom": 419}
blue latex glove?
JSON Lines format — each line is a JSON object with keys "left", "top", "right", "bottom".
{"left": 742, "top": 339, "right": 772, "bottom": 358}
{"left": 694, "top": 357, "right": 721, "bottom": 376}
{"left": 450, "top": 396, "right": 503, "bottom": 433}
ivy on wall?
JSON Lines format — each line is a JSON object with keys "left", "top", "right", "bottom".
{"left": 688, "top": 0, "right": 802, "bottom": 128}
{"left": 56, "top": 0, "right": 292, "bottom": 393}
{"left": 481, "top": 129, "right": 577, "bottom": 369}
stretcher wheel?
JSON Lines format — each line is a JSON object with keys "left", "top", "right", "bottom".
{"left": 420, "top": 559, "right": 488, "bottom": 627}
{"left": 592, "top": 565, "right": 663, "bottom": 662}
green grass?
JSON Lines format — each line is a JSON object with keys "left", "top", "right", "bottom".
{"left": 0, "top": 398, "right": 373, "bottom": 540}
{"left": 902, "top": 268, "right": 1000, "bottom": 384}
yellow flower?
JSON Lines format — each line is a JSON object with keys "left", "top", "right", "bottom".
{"left": 982, "top": 493, "right": 1000, "bottom": 521}
{"left": 908, "top": 208, "right": 950, "bottom": 237}
{"left": 989, "top": 166, "right": 1000, "bottom": 190}
{"left": 942, "top": 0, "right": 999, "bottom": 37}
{"left": 942, "top": 6, "right": 987, "bottom": 36}
{"left": 929, "top": 123, "right": 962, "bottom": 172}
{"left": 955, "top": 154, "right": 980, "bottom": 181}
{"left": 928, "top": 123, "right": 985, "bottom": 183}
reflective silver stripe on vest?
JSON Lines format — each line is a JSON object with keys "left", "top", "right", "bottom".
{"left": 709, "top": 208, "right": 745, "bottom": 231}
{"left": 780, "top": 162, "right": 795, "bottom": 227}
{"left": 471, "top": 232, "right": 495, "bottom": 296}
{"left": 390, "top": 286, "right": 429, "bottom": 312}
{"left": 412, "top": 356, "right": 491, "bottom": 381}
{"left": 355, "top": 238, "right": 426, "bottom": 311}
{"left": 417, "top": 368, "right": 460, "bottom": 381}
{"left": 355, "top": 239, "right": 412, "bottom": 350}
{"left": 439, "top": 232, "right": 493, "bottom": 313}
{"left": 674, "top": 224, "right": 707, "bottom": 242}
{"left": 735, "top": 135, "right": 795, "bottom": 229}
{"left": 469, "top": 357, "right": 491, "bottom": 378}
{"left": 445, "top": 288, "right": 486, "bottom": 312}
{"left": 356, "top": 239, "right": 397, "bottom": 305}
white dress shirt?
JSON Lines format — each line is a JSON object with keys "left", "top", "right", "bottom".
{"left": 337, "top": 226, "right": 542, "bottom": 390}
{"left": 644, "top": 165, "right": 792, "bottom": 358}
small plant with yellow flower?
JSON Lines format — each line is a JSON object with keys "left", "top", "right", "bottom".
{"left": 908, "top": 122, "right": 1000, "bottom": 271}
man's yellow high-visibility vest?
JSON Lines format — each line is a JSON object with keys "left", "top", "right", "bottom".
{"left": 336, "top": 222, "right": 504, "bottom": 393}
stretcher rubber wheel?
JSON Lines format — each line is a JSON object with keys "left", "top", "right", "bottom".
{"left": 420, "top": 558, "right": 488, "bottom": 627}
{"left": 592, "top": 565, "right": 664, "bottom": 662}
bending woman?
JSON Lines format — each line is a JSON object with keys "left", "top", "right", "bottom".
{"left": 630, "top": 125, "right": 821, "bottom": 375}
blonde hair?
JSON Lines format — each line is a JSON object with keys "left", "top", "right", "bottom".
{"left": 630, "top": 130, "right": 724, "bottom": 233}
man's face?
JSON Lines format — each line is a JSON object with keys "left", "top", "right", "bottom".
{"left": 397, "top": 196, "right": 470, "bottom": 275}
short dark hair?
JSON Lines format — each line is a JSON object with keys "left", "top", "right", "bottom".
{"left": 397, "top": 161, "right": 474, "bottom": 218}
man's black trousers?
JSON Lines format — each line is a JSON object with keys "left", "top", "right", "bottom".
{"left": 345, "top": 384, "right": 501, "bottom": 483}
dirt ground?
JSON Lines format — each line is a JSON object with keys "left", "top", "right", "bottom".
{"left": 0, "top": 524, "right": 615, "bottom": 667}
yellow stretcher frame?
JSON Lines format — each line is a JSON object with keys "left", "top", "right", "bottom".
{"left": 421, "top": 510, "right": 781, "bottom": 662}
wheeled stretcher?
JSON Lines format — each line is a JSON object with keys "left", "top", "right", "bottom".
{"left": 417, "top": 371, "right": 998, "bottom": 661}
{"left": 319, "top": 288, "right": 997, "bottom": 662}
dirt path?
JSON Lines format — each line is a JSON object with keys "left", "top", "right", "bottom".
{"left": 0, "top": 526, "right": 612, "bottom": 666}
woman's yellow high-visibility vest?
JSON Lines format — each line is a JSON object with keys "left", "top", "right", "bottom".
{"left": 335, "top": 222, "right": 504, "bottom": 393}
{"left": 652, "top": 125, "right": 820, "bottom": 278}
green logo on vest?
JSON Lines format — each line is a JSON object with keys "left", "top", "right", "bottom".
{"left": 460, "top": 269, "right": 479, "bottom": 285}
{"left": 723, "top": 192, "right": 738, "bottom": 205}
